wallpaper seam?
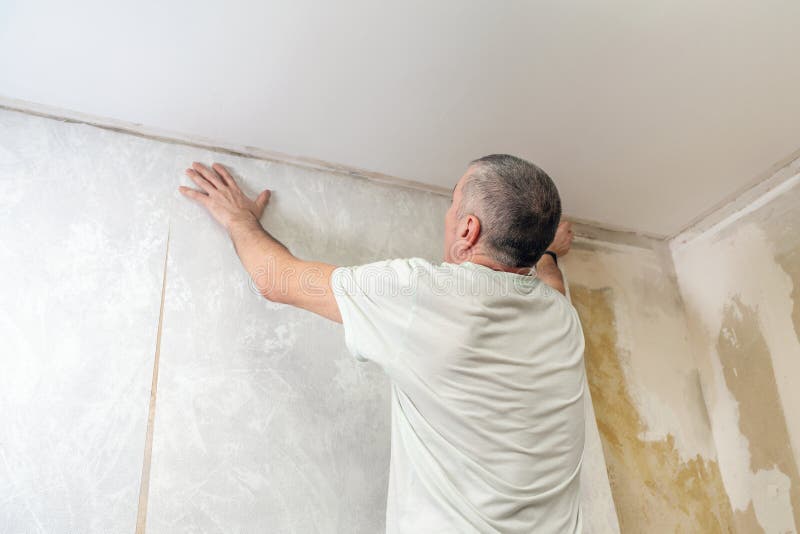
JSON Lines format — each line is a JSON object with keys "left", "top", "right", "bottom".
{"left": 135, "top": 226, "right": 171, "bottom": 534}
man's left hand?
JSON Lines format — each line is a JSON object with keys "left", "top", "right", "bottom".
{"left": 547, "top": 221, "right": 574, "bottom": 257}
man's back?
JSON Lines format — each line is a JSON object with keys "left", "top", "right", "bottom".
{"left": 332, "top": 257, "right": 586, "bottom": 533}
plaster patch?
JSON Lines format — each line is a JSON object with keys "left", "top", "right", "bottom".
{"left": 752, "top": 468, "right": 795, "bottom": 534}
{"left": 673, "top": 222, "right": 800, "bottom": 469}
{"left": 703, "top": 345, "right": 753, "bottom": 512}
{"left": 717, "top": 297, "right": 800, "bottom": 532}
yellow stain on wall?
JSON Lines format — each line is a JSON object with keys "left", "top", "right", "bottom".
{"left": 571, "top": 285, "right": 734, "bottom": 533}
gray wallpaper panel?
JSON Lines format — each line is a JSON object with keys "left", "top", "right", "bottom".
{"left": 0, "top": 110, "right": 173, "bottom": 533}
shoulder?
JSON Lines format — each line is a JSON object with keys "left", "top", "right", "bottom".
{"left": 332, "top": 257, "right": 435, "bottom": 293}
{"left": 334, "top": 257, "right": 434, "bottom": 276}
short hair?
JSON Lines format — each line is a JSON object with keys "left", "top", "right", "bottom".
{"left": 457, "top": 154, "right": 561, "bottom": 268}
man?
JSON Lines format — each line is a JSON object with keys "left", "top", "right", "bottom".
{"left": 179, "top": 154, "right": 585, "bottom": 533}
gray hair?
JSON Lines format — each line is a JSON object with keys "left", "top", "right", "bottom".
{"left": 457, "top": 154, "right": 561, "bottom": 268}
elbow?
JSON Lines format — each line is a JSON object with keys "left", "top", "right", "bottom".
{"left": 249, "top": 267, "right": 292, "bottom": 304}
{"left": 252, "top": 256, "right": 300, "bottom": 305}
{"left": 259, "top": 286, "right": 289, "bottom": 304}
{"left": 252, "top": 278, "right": 288, "bottom": 304}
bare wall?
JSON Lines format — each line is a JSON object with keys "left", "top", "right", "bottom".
{"left": 671, "top": 162, "right": 800, "bottom": 533}
{"left": 563, "top": 239, "right": 734, "bottom": 532}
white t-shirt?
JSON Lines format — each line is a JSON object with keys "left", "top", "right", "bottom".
{"left": 331, "top": 257, "right": 586, "bottom": 533}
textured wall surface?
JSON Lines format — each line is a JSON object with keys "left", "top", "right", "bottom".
{"left": 672, "top": 166, "right": 800, "bottom": 534}
{"left": 0, "top": 109, "right": 618, "bottom": 532}
{"left": 563, "top": 241, "right": 734, "bottom": 532}
{"left": 0, "top": 110, "right": 173, "bottom": 531}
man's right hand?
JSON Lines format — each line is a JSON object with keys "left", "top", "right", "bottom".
{"left": 547, "top": 221, "right": 574, "bottom": 257}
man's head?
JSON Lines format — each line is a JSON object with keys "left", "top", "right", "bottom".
{"left": 443, "top": 154, "right": 561, "bottom": 269}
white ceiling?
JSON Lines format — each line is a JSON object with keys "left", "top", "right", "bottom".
{"left": 2, "top": 0, "right": 799, "bottom": 237}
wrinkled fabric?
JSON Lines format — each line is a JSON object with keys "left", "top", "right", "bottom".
{"left": 331, "top": 258, "right": 586, "bottom": 533}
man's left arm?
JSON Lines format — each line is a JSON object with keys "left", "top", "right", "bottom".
{"left": 179, "top": 162, "right": 342, "bottom": 323}
{"left": 535, "top": 220, "right": 574, "bottom": 296}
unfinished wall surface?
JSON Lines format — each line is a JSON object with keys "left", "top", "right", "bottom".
{"left": 671, "top": 164, "right": 800, "bottom": 534}
{"left": 0, "top": 108, "right": 618, "bottom": 532}
{"left": 563, "top": 240, "right": 735, "bottom": 532}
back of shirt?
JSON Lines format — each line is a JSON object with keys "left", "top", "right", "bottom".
{"left": 331, "top": 257, "right": 586, "bottom": 534}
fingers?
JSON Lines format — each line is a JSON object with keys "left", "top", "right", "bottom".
{"left": 212, "top": 162, "right": 241, "bottom": 190}
{"left": 186, "top": 168, "right": 216, "bottom": 194}
{"left": 182, "top": 162, "right": 270, "bottom": 218}
{"left": 191, "top": 162, "right": 225, "bottom": 190}
{"left": 178, "top": 185, "right": 209, "bottom": 206}
{"left": 255, "top": 189, "right": 271, "bottom": 213}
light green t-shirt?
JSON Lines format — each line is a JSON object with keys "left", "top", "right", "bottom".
{"left": 331, "top": 257, "right": 586, "bottom": 534}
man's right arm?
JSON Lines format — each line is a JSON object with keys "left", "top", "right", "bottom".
{"left": 536, "top": 221, "right": 574, "bottom": 296}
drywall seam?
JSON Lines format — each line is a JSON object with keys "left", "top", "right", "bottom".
{"left": 0, "top": 96, "right": 667, "bottom": 242}
{"left": 135, "top": 227, "right": 170, "bottom": 534}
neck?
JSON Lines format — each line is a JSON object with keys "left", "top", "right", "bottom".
{"left": 459, "top": 252, "right": 533, "bottom": 276}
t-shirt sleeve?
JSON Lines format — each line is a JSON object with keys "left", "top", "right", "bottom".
{"left": 330, "top": 258, "right": 420, "bottom": 368}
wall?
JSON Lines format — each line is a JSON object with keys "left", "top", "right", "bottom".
{"left": 563, "top": 238, "right": 735, "bottom": 532}
{"left": 671, "top": 161, "right": 800, "bottom": 533}
{"left": 0, "top": 103, "right": 173, "bottom": 533}
{"left": 0, "top": 108, "right": 618, "bottom": 533}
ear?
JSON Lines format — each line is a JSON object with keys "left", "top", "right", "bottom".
{"left": 460, "top": 214, "right": 482, "bottom": 247}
